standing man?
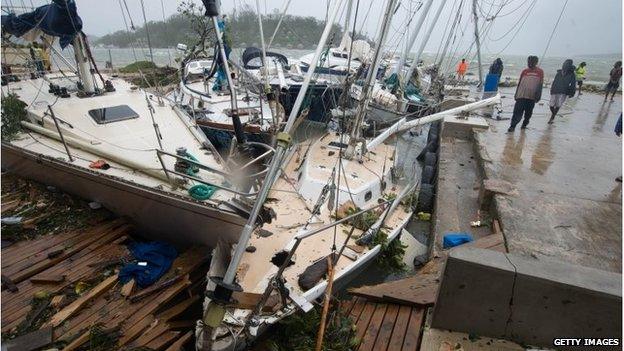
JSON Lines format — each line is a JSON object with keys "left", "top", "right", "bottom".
{"left": 508, "top": 56, "right": 544, "bottom": 132}
{"left": 615, "top": 113, "right": 622, "bottom": 182}
{"left": 575, "top": 62, "right": 587, "bottom": 95}
{"left": 456, "top": 58, "right": 468, "bottom": 81}
{"left": 605, "top": 61, "right": 622, "bottom": 102}
{"left": 548, "top": 59, "right": 576, "bottom": 124}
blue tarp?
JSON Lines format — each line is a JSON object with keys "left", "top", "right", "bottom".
{"left": 119, "top": 241, "right": 178, "bottom": 288}
{"left": 1, "top": 0, "right": 82, "bottom": 48}
{"left": 443, "top": 233, "right": 473, "bottom": 249}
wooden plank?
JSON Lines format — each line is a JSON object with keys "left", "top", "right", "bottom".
{"left": 340, "top": 298, "right": 356, "bottom": 316}
{"left": 29, "top": 274, "right": 66, "bottom": 284}
{"left": 2, "top": 274, "right": 19, "bottom": 292}
{"left": 165, "top": 331, "right": 193, "bottom": 351}
{"left": 156, "top": 295, "right": 200, "bottom": 321}
{"left": 349, "top": 297, "right": 367, "bottom": 322}
{"left": 146, "top": 330, "right": 180, "bottom": 351}
{"left": 6, "top": 224, "right": 127, "bottom": 284}
{"left": 358, "top": 304, "right": 388, "bottom": 351}
{"left": 1, "top": 242, "right": 128, "bottom": 329}
{"left": 45, "top": 274, "right": 118, "bottom": 327}
{"left": 354, "top": 302, "right": 376, "bottom": 343}
{"left": 387, "top": 305, "right": 412, "bottom": 351}
{"left": 5, "top": 327, "right": 53, "bottom": 351}
{"left": 350, "top": 275, "right": 439, "bottom": 307}
{"left": 401, "top": 308, "right": 425, "bottom": 351}
{"left": 129, "top": 275, "right": 184, "bottom": 303}
{"left": 372, "top": 304, "right": 400, "bottom": 351}
{"left": 62, "top": 330, "right": 90, "bottom": 351}
{"left": 121, "top": 279, "right": 136, "bottom": 297}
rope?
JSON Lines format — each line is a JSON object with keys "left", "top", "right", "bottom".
{"left": 118, "top": 0, "right": 138, "bottom": 62}
{"left": 188, "top": 184, "right": 216, "bottom": 200}
{"left": 541, "top": 0, "right": 569, "bottom": 60}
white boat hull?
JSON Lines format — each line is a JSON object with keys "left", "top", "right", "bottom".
{"left": 2, "top": 143, "right": 247, "bottom": 248}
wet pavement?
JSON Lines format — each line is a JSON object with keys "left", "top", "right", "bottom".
{"left": 480, "top": 88, "right": 622, "bottom": 272}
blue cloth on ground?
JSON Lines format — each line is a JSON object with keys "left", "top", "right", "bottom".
{"left": 443, "top": 233, "right": 473, "bottom": 249}
{"left": 119, "top": 241, "right": 178, "bottom": 288}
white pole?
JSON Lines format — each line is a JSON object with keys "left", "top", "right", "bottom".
{"left": 366, "top": 94, "right": 500, "bottom": 150}
{"left": 472, "top": 0, "right": 483, "bottom": 89}
{"left": 392, "top": 0, "right": 434, "bottom": 75}
{"left": 283, "top": 0, "right": 346, "bottom": 132}
{"left": 349, "top": 0, "right": 398, "bottom": 145}
{"left": 71, "top": 35, "right": 95, "bottom": 94}
{"left": 403, "top": 0, "right": 448, "bottom": 83}
{"left": 221, "top": 0, "right": 346, "bottom": 286}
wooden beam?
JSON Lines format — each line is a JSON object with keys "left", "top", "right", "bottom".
{"left": 5, "top": 327, "right": 53, "bottom": 351}
{"left": 45, "top": 274, "right": 118, "bottom": 327}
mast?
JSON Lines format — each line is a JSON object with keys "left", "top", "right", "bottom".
{"left": 340, "top": 0, "right": 354, "bottom": 48}
{"left": 472, "top": 0, "right": 483, "bottom": 89}
{"left": 348, "top": 0, "right": 398, "bottom": 152}
{"left": 392, "top": 0, "right": 434, "bottom": 75}
{"left": 201, "top": 0, "right": 346, "bottom": 330}
{"left": 403, "top": 0, "right": 448, "bottom": 83}
{"left": 72, "top": 35, "right": 95, "bottom": 94}
{"left": 209, "top": 4, "right": 246, "bottom": 143}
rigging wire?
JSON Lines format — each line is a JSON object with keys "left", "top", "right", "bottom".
{"left": 160, "top": 0, "right": 173, "bottom": 66}
{"left": 118, "top": 0, "right": 138, "bottom": 62}
{"left": 540, "top": 0, "right": 569, "bottom": 60}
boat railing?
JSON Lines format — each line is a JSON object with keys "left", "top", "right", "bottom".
{"left": 245, "top": 199, "right": 393, "bottom": 324}
{"left": 156, "top": 148, "right": 263, "bottom": 197}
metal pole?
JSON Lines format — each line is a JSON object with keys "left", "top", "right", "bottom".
{"left": 404, "top": 0, "right": 448, "bottom": 83}
{"left": 392, "top": 0, "right": 434, "bottom": 75}
{"left": 211, "top": 16, "right": 246, "bottom": 143}
{"left": 472, "top": 0, "right": 483, "bottom": 90}
{"left": 48, "top": 105, "right": 74, "bottom": 162}
{"left": 349, "top": 0, "right": 398, "bottom": 145}
{"left": 220, "top": 0, "right": 346, "bottom": 286}
{"left": 139, "top": 0, "right": 154, "bottom": 64}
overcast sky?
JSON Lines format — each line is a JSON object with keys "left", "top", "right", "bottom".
{"left": 28, "top": 0, "right": 623, "bottom": 57}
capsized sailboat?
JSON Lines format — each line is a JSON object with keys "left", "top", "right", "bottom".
{"left": 0, "top": 1, "right": 274, "bottom": 247}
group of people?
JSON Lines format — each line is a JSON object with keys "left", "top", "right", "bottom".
{"left": 504, "top": 56, "right": 622, "bottom": 132}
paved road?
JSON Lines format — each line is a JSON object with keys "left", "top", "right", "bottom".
{"left": 481, "top": 88, "right": 622, "bottom": 272}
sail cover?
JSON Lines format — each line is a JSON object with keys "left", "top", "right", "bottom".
{"left": 1, "top": 0, "right": 82, "bottom": 48}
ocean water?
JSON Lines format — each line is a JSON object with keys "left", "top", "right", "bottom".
{"left": 89, "top": 47, "right": 620, "bottom": 85}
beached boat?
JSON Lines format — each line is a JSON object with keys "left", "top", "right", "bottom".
{"left": 0, "top": 1, "right": 274, "bottom": 247}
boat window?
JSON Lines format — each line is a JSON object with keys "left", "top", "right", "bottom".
{"left": 332, "top": 52, "right": 342, "bottom": 58}
{"left": 88, "top": 105, "right": 139, "bottom": 124}
{"left": 342, "top": 53, "right": 348, "bottom": 59}
{"left": 364, "top": 191, "right": 372, "bottom": 202}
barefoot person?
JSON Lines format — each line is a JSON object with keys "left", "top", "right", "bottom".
{"left": 575, "top": 62, "right": 587, "bottom": 95}
{"left": 548, "top": 59, "right": 576, "bottom": 124}
{"left": 508, "top": 56, "right": 544, "bottom": 132}
{"left": 456, "top": 58, "right": 468, "bottom": 80}
{"left": 605, "top": 61, "right": 622, "bottom": 101}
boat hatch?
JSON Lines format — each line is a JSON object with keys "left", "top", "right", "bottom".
{"left": 328, "top": 141, "right": 348, "bottom": 149}
{"left": 88, "top": 105, "right": 139, "bottom": 124}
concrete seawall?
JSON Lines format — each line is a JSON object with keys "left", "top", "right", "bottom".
{"left": 432, "top": 246, "right": 622, "bottom": 350}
